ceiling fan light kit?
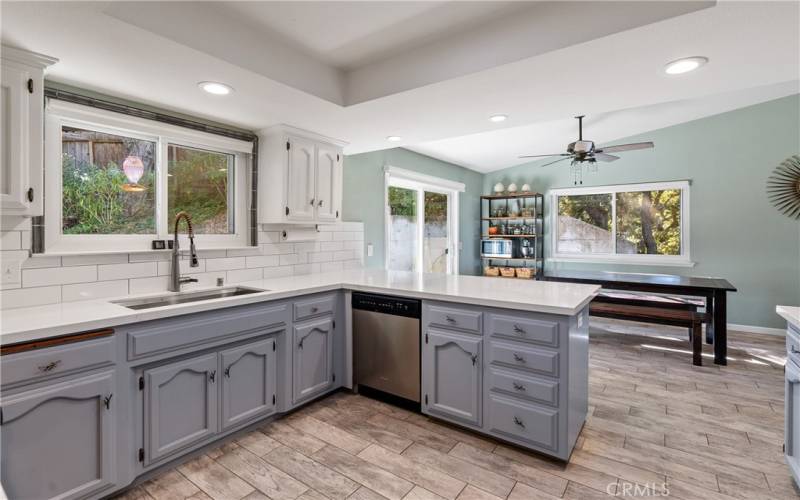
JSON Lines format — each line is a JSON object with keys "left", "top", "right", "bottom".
{"left": 519, "top": 115, "right": 655, "bottom": 184}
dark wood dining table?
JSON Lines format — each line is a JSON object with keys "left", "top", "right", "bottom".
{"left": 543, "top": 270, "right": 737, "bottom": 365}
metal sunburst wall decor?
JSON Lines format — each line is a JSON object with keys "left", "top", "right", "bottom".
{"left": 767, "top": 155, "right": 800, "bottom": 219}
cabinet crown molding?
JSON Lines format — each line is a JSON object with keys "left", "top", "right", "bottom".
{"left": 259, "top": 124, "right": 348, "bottom": 149}
{"left": 1, "top": 45, "right": 58, "bottom": 68}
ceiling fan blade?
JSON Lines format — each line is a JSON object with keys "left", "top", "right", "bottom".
{"left": 518, "top": 153, "right": 570, "bottom": 159}
{"left": 596, "top": 141, "right": 654, "bottom": 153}
{"left": 594, "top": 153, "right": 620, "bottom": 162}
{"left": 540, "top": 157, "right": 572, "bottom": 168}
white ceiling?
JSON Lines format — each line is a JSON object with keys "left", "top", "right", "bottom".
{"left": 409, "top": 80, "right": 800, "bottom": 172}
{"left": 2, "top": 1, "right": 798, "bottom": 172}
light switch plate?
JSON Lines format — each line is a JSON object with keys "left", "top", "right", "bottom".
{"left": 1, "top": 259, "right": 21, "bottom": 284}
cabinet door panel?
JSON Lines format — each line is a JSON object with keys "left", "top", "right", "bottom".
{"left": 221, "top": 338, "right": 277, "bottom": 430}
{"left": 0, "top": 62, "right": 34, "bottom": 213}
{"left": 423, "top": 330, "right": 482, "bottom": 426}
{"left": 293, "top": 318, "right": 334, "bottom": 403}
{"left": 0, "top": 371, "right": 115, "bottom": 500}
{"left": 286, "top": 136, "right": 316, "bottom": 221}
{"left": 145, "top": 353, "right": 218, "bottom": 464}
{"left": 315, "top": 145, "right": 339, "bottom": 221}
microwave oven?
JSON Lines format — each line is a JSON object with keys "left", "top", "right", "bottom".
{"left": 481, "top": 239, "right": 513, "bottom": 259}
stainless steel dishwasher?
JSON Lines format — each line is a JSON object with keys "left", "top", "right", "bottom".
{"left": 353, "top": 292, "right": 421, "bottom": 404}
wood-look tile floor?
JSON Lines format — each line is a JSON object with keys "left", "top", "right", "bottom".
{"left": 115, "top": 322, "right": 795, "bottom": 500}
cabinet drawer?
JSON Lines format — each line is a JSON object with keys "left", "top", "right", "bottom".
{"left": 128, "top": 303, "right": 288, "bottom": 360}
{"left": 488, "top": 314, "right": 558, "bottom": 348}
{"left": 488, "top": 393, "right": 558, "bottom": 451}
{"left": 1, "top": 334, "right": 114, "bottom": 387}
{"left": 490, "top": 341, "right": 559, "bottom": 377}
{"left": 489, "top": 368, "right": 559, "bottom": 407}
{"left": 294, "top": 295, "right": 336, "bottom": 321}
{"left": 427, "top": 305, "right": 482, "bottom": 334}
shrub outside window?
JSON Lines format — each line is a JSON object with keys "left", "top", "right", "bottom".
{"left": 551, "top": 181, "right": 690, "bottom": 265}
{"left": 45, "top": 100, "right": 252, "bottom": 253}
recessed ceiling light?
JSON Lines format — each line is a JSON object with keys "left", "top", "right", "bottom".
{"left": 198, "top": 81, "right": 234, "bottom": 95}
{"left": 386, "top": 136, "right": 402, "bottom": 142}
{"left": 664, "top": 56, "right": 708, "bottom": 75}
{"left": 489, "top": 114, "right": 508, "bottom": 123}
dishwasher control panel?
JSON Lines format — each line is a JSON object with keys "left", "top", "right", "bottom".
{"left": 352, "top": 292, "right": 421, "bottom": 318}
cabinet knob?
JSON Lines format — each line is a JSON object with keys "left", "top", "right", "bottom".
{"left": 103, "top": 394, "right": 113, "bottom": 409}
{"left": 209, "top": 370, "right": 216, "bottom": 383}
{"left": 513, "top": 353, "right": 526, "bottom": 363}
{"left": 224, "top": 367, "right": 231, "bottom": 378}
{"left": 318, "top": 200, "right": 324, "bottom": 207}
{"left": 311, "top": 306, "right": 319, "bottom": 313}
{"left": 310, "top": 198, "right": 315, "bottom": 206}
{"left": 471, "top": 353, "right": 479, "bottom": 366}
{"left": 38, "top": 360, "right": 61, "bottom": 372}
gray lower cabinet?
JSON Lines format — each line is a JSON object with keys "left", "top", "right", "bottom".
{"left": 0, "top": 371, "right": 116, "bottom": 500}
{"left": 220, "top": 338, "right": 277, "bottom": 430}
{"left": 144, "top": 353, "right": 218, "bottom": 465}
{"left": 422, "top": 329, "right": 482, "bottom": 427}
{"left": 293, "top": 317, "right": 334, "bottom": 404}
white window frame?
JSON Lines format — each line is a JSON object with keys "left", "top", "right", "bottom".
{"left": 44, "top": 100, "right": 252, "bottom": 254}
{"left": 383, "top": 166, "right": 464, "bottom": 274}
{"left": 548, "top": 180, "right": 692, "bottom": 266}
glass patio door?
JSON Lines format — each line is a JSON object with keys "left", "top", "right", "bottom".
{"left": 386, "top": 172, "right": 459, "bottom": 274}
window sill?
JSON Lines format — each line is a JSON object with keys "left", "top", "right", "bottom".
{"left": 547, "top": 257, "right": 696, "bottom": 268}
{"left": 34, "top": 245, "right": 258, "bottom": 258}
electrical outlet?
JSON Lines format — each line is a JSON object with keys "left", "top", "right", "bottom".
{"left": 1, "top": 259, "right": 21, "bottom": 285}
{"left": 367, "top": 243, "right": 374, "bottom": 257}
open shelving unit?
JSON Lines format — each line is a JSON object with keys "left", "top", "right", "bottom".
{"left": 480, "top": 192, "right": 544, "bottom": 279}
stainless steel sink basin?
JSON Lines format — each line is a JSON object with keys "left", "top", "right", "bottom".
{"left": 112, "top": 286, "right": 265, "bottom": 310}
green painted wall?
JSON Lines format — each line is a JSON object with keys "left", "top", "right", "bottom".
{"left": 342, "top": 148, "right": 483, "bottom": 275}
{"left": 482, "top": 95, "right": 800, "bottom": 329}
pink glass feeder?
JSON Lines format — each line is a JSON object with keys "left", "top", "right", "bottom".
{"left": 122, "top": 155, "right": 146, "bottom": 192}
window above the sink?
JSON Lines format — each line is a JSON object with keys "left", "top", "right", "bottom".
{"left": 43, "top": 100, "right": 254, "bottom": 253}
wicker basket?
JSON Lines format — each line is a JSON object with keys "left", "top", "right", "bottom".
{"left": 484, "top": 266, "right": 500, "bottom": 277}
{"left": 515, "top": 267, "right": 534, "bottom": 279}
{"left": 500, "top": 267, "right": 516, "bottom": 278}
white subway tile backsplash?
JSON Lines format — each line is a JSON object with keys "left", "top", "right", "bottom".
{"left": 98, "top": 262, "right": 157, "bottom": 281}
{"left": 1, "top": 221, "right": 363, "bottom": 306}
{"left": 227, "top": 268, "right": 262, "bottom": 283}
{"left": 205, "top": 257, "right": 246, "bottom": 272}
{"left": 62, "top": 253, "right": 128, "bottom": 266}
{"left": 62, "top": 280, "right": 128, "bottom": 303}
{"left": 0, "top": 286, "right": 61, "bottom": 309}
{"left": 22, "top": 265, "right": 97, "bottom": 287}
{"left": 0, "top": 231, "right": 21, "bottom": 250}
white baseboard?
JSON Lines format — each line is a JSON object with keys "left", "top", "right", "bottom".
{"left": 728, "top": 323, "right": 785, "bottom": 336}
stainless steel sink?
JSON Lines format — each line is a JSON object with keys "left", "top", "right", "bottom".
{"left": 112, "top": 286, "right": 265, "bottom": 310}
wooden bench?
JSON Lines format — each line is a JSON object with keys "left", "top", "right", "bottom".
{"left": 589, "top": 301, "right": 709, "bottom": 366}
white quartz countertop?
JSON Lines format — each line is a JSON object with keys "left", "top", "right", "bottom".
{"left": 778, "top": 305, "right": 800, "bottom": 331}
{"left": 0, "top": 269, "right": 599, "bottom": 345}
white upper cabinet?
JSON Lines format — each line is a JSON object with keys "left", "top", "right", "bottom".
{"left": 286, "top": 135, "right": 317, "bottom": 222}
{"left": 315, "top": 144, "right": 341, "bottom": 222}
{"left": 1, "top": 46, "right": 57, "bottom": 216}
{"left": 258, "top": 125, "right": 345, "bottom": 224}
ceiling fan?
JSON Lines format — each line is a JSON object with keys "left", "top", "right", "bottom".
{"left": 519, "top": 115, "right": 654, "bottom": 184}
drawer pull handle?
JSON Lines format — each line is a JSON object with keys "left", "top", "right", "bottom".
{"left": 513, "top": 416, "right": 525, "bottom": 428}
{"left": 471, "top": 353, "right": 479, "bottom": 366}
{"left": 445, "top": 315, "right": 457, "bottom": 324}
{"left": 38, "top": 360, "right": 61, "bottom": 372}
{"left": 209, "top": 370, "right": 217, "bottom": 383}
{"left": 513, "top": 324, "right": 525, "bottom": 334}
{"left": 513, "top": 382, "right": 526, "bottom": 391}
{"left": 103, "top": 394, "right": 113, "bottom": 410}
{"left": 513, "top": 353, "right": 526, "bottom": 363}
{"left": 311, "top": 306, "right": 319, "bottom": 313}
